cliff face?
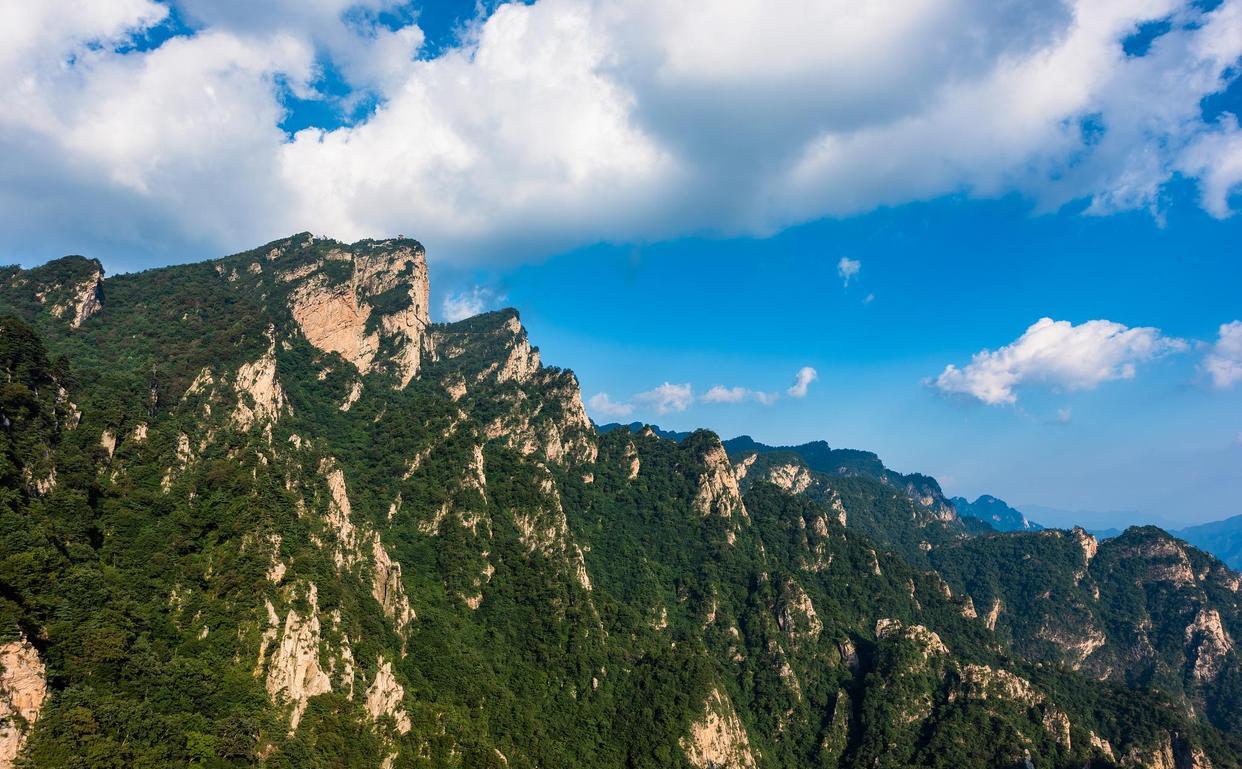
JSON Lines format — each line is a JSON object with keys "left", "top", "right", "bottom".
{"left": 278, "top": 237, "right": 430, "bottom": 387}
{"left": 0, "top": 236, "right": 1238, "bottom": 769}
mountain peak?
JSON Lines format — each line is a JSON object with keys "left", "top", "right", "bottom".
{"left": 254, "top": 234, "right": 432, "bottom": 387}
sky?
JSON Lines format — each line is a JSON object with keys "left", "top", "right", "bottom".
{"left": 2, "top": 0, "right": 1240, "bottom": 530}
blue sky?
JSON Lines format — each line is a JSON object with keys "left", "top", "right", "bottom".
{"left": 3, "top": 0, "right": 1241, "bottom": 529}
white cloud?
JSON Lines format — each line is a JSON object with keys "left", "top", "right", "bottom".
{"left": 1055, "top": 407, "right": 1073, "bottom": 424}
{"left": 1203, "top": 320, "right": 1242, "bottom": 389}
{"left": 787, "top": 366, "right": 818, "bottom": 398}
{"left": 702, "top": 385, "right": 748, "bottom": 403}
{"left": 3, "top": 0, "right": 1242, "bottom": 264}
{"left": 837, "top": 256, "right": 860, "bottom": 286}
{"left": 753, "top": 391, "right": 781, "bottom": 406}
{"left": 587, "top": 392, "right": 634, "bottom": 419}
{"left": 440, "top": 286, "right": 506, "bottom": 322}
{"left": 702, "top": 384, "right": 781, "bottom": 405}
{"left": 633, "top": 382, "right": 693, "bottom": 414}
{"left": 933, "top": 317, "right": 1187, "bottom": 405}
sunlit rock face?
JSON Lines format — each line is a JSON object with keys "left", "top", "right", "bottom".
{"left": 0, "top": 636, "right": 46, "bottom": 769}
{"left": 681, "top": 687, "right": 756, "bottom": 769}
{"left": 282, "top": 237, "right": 430, "bottom": 387}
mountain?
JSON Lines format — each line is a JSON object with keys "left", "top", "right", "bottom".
{"left": 951, "top": 495, "right": 1043, "bottom": 532}
{"left": 0, "top": 233, "right": 1235, "bottom": 769}
{"left": 929, "top": 526, "right": 1242, "bottom": 738}
{"left": 721, "top": 436, "right": 960, "bottom": 526}
{"left": 594, "top": 421, "right": 693, "bottom": 442}
{"left": 1177, "top": 515, "right": 1242, "bottom": 571}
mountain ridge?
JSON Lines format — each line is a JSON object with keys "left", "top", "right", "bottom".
{"left": 0, "top": 235, "right": 1235, "bottom": 769}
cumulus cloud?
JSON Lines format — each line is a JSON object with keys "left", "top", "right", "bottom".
{"left": 440, "top": 286, "right": 506, "bottom": 322}
{"left": 633, "top": 382, "right": 694, "bottom": 414}
{"left": 753, "top": 391, "right": 781, "bottom": 406}
{"left": 933, "top": 317, "right": 1187, "bottom": 405}
{"left": 1202, "top": 320, "right": 1242, "bottom": 389}
{"left": 587, "top": 392, "right": 634, "bottom": 419}
{"left": 787, "top": 366, "right": 818, "bottom": 398}
{"left": 837, "top": 257, "right": 860, "bottom": 286}
{"left": 702, "top": 385, "right": 749, "bottom": 403}
{"left": 635, "top": 382, "right": 695, "bottom": 414}
{"left": 3, "top": 0, "right": 1242, "bottom": 265}
{"left": 702, "top": 385, "right": 782, "bottom": 405}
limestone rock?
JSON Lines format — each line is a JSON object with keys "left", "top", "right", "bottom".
{"left": 264, "top": 584, "right": 332, "bottom": 732}
{"left": 339, "top": 380, "right": 362, "bottom": 412}
{"left": 777, "top": 579, "right": 822, "bottom": 642}
{"left": 759, "top": 462, "right": 813, "bottom": 495}
{"left": 320, "top": 460, "right": 361, "bottom": 569}
{"left": 984, "top": 597, "right": 1002, "bottom": 632}
{"left": 286, "top": 242, "right": 430, "bottom": 387}
{"left": 1184, "top": 608, "right": 1233, "bottom": 682}
{"left": 42, "top": 267, "right": 103, "bottom": 329}
{"left": 1038, "top": 617, "right": 1106, "bottom": 669}
{"left": 365, "top": 658, "right": 411, "bottom": 734}
{"left": 371, "top": 536, "right": 415, "bottom": 636}
{"left": 233, "top": 329, "right": 286, "bottom": 431}
{"left": 957, "top": 665, "right": 1041, "bottom": 707}
{"left": 875, "top": 618, "right": 949, "bottom": 658}
{"left": 100, "top": 429, "right": 116, "bottom": 458}
{"left": 0, "top": 636, "right": 47, "bottom": 769}
{"left": 694, "top": 440, "right": 747, "bottom": 521}
{"left": 681, "top": 687, "right": 756, "bottom": 769}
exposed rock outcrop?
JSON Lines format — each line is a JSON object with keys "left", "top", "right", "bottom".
{"left": 99, "top": 429, "right": 116, "bottom": 458}
{"left": 371, "top": 536, "right": 415, "bottom": 637}
{"left": 694, "top": 440, "right": 747, "bottom": 521}
{"left": 285, "top": 242, "right": 430, "bottom": 387}
{"left": 1184, "top": 608, "right": 1233, "bottom": 682}
{"left": 364, "top": 658, "right": 411, "bottom": 734}
{"left": 777, "top": 579, "right": 822, "bottom": 643}
{"left": 1038, "top": 618, "right": 1106, "bottom": 669}
{"left": 38, "top": 265, "right": 103, "bottom": 329}
{"left": 1072, "top": 527, "right": 1099, "bottom": 565}
{"left": 320, "top": 460, "right": 361, "bottom": 569}
{"left": 339, "top": 380, "right": 362, "bottom": 412}
{"left": 760, "top": 462, "right": 813, "bottom": 495}
{"left": 493, "top": 316, "right": 541, "bottom": 384}
{"left": 956, "top": 664, "right": 1041, "bottom": 707}
{"left": 233, "top": 329, "right": 286, "bottom": 431}
{"left": 1121, "top": 732, "right": 1213, "bottom": 769}
{"left": 984, "top": 597, "right": 1002, "bottom": 632}
{"left": 264, "top": 584, "right": 332, "bottom": 732}
{"left": 0, "top": 636, "right": 47, "bottom": 769}
{"left": 681, "top": 687, "right": 756, "bottom": 769}
{"left": 875, "top": 618, "right": 949, "bottom": 658}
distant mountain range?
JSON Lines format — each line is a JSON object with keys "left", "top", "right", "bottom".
{"left": 1175, "top": 514, "right": 1242, "bottom": 570}
{"left": 950, "top": 494, "right": 1042, "bottom": 532}
{"left": 1014, "top": 505, "right": 1242, "bottom": 569}
{"left": 600, "top": 424, "right": 1242, "bottom": 570}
